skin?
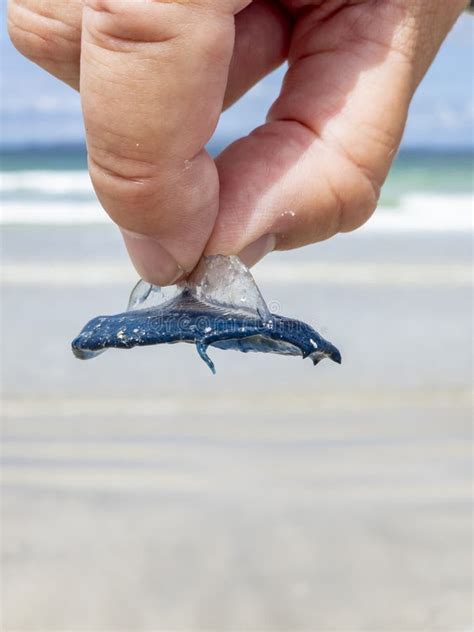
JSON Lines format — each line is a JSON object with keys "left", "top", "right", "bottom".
{"left": 8, "top": 0, "right": 468, "bottom": 285}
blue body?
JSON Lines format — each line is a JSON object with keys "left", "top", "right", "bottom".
{"left": 72, "top": 290, "right": 341, "bottom": 373}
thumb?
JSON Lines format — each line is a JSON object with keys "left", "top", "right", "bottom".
{"left": 80, "top": 0, "right": 240, "bottom": 284}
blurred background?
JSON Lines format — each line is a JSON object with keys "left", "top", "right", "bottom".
{"left": 1, "top": 7, "right": 473, "bottom": 632}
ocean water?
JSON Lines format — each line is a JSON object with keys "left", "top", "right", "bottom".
{"left": 2, "top": 146, "right": 473, "bottom": 630}
{"left": 0, "top": 143, "right": 472, "bottom": 231}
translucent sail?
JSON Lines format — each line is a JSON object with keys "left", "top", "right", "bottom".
{"left": 188, "top": 255, "right": 271, "bottom": 320}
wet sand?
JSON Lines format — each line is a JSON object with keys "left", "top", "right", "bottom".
{"left": 1, "top": 226, "right": 472, "bottom": 631}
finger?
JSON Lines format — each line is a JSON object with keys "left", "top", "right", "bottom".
{"left": 206, "top": 0, "right": 466, "bottom": 265}
{"left": 80, "top": 0, "right": 249, "bottom": 285}
{"left": 7, "top": 0, "right": 83, "bottom": 89}
{"left": 224, "top": 0, "right": 291, "bottom": 108}
{"left": 8, "top": 0, "right": 290, "bottom": 109}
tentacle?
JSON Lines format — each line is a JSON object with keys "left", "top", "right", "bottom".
{"left": 195, "top": 340, "right": 216, "bottom": 374}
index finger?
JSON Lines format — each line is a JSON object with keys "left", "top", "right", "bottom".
{"left": 81, "top": 0, "right": 242, "bottom": 284}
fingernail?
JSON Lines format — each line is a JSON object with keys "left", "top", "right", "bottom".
{"left": 121, "top": 229, "right": 184, "bottom": 286}
{"left": 238, "top": 234, "right": 276, "bottom": 268}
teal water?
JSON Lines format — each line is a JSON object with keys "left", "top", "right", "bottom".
{"left": 380, "top": 149, "right": 473, "bottom": 206}
{"left": 1, "top": 144, "right": 472, "bottom": 209}
{"left": 0, "top": 145, "right": 88, "bottom": 172}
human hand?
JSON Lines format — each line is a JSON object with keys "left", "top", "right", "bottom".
{"left": 8, "top": 0, "right": 467, "bottom": 284}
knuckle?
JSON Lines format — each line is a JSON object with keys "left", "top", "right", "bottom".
{"left": 9, "top": 24, "right": 55, "bottom": 63}
{"left": 84, "top": 0, "right": 180, "bottom": 54}
{"left": 88, "top": 146, "right": 164, "bottom": 216}
{"left": 339, "top": 168, "right": 380, "bottom": 233}
{"left": 84, "top": 0, "right": 230, "bottom": 60}
{"left": 8, "top": 1, "right": 80, "bottom": 64}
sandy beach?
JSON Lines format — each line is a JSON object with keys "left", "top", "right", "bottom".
{"left": 1, "top": 225, "right": 472, "bottom": 630}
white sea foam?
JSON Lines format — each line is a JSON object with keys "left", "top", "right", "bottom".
{"left": 0, "top": 202, "right": 107, "bottom": 224}
{"left": 0, "top": 170, "right": 472, "bottom": 232}
{"left": 363, "top": 193, "right": 473, "bottom": 233}
{"left": 1, "top": 170, "right": 94, "bottom": 195}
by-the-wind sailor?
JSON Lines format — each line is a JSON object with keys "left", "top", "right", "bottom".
{"left": 72, "top": 255, "right": 341, "bottom": 373}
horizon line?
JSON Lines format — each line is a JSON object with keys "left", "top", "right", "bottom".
{"left": 1, "top": 141, "right": 473, "bottom": 155}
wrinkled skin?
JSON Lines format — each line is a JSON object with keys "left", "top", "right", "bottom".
{"left": 8, "top": 0, "right": 467, "bottom": 284}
